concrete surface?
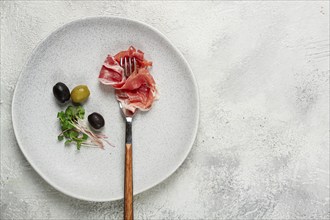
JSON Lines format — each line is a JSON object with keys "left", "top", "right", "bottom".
{"left": 1, "top": 1, "right": 329, "bottom": 219}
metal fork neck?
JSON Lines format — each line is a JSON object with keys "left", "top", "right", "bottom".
{"left": 125, "top": 119, "right": 132, "bottom": 144}
{"left": 125, "top": 117, "right": 133, "bottom": 123}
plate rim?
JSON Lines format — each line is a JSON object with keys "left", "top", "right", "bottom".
{"left": 12, "top": 16, "right": 200, "bottom": 202}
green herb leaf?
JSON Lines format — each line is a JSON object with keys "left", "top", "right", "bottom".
{"left": 76, "top": 106, "right": 85, "bottom": 119}
{"left": 76, "top": 142, "right": 82, "bottom": 150}
{"left": 57, "top": 111, "right": 66, "bottom": 122}
{"left": 69, "top": 130, "right": 79, "bottom": 139}
{"left": 58, "top": 135, "right": 64, "bottom": 141}
{"left": 82, "top": 133, "right": 88, "bottom": 140}
{"left": 65, "top": 106, "right": 75, "bottom": 118}
{"left": 63, "top": 131, "right": 70, "bottom": 138}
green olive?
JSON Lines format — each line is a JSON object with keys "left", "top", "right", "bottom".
{"left": 71, "top": 85, "right": 90, "bottom": 103}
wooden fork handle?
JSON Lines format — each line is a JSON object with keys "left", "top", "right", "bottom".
{"left": 124, "top": 143, "right": 133, "bottom": 220}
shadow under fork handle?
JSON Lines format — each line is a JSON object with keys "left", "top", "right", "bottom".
{"left": 124, "top": 119, "right": 133, "bottom": 220}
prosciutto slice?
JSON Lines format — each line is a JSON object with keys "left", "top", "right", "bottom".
{"left": 98, "top": 46, "right": 158, "bottom": 112}
{"left": 114, "top": 46, "right": 152, "bottom": 68}
{"left": 98, "top": 55, "right": 125, "bottom": 88}
{"left": 115, "top": 68, "right": 158, "bottom": 112}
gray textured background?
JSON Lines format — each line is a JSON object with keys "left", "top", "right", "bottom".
{"left": 1, "top": 1, "right": 329, "bottom": 219}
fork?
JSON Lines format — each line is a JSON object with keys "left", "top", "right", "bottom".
{"left": 119, "top": 57, "right": 136, "bottom": 220}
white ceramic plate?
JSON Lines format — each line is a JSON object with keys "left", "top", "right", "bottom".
{"left": 12, "top": 17, "right": 199, "bottom": 201}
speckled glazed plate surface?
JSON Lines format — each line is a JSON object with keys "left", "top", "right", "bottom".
{"left": 12, "top": 17, "right": 199, "bottom": 201}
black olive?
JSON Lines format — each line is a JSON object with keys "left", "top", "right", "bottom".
{"left": 88, "top": 112, "right": 105, "bottom": 129}
{"left": 53, "top": 82, "right": 70, "bottom": 103}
